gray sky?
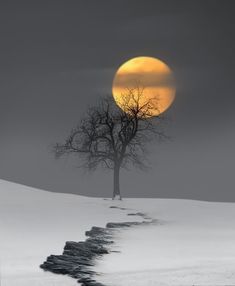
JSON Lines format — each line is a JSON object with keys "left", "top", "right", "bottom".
{"left": 0, "top": 0, "right": 235, "bottom": 201}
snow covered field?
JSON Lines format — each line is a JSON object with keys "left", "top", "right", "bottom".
{"left": 1, "top": 179, "right": 235, "bottom": 286}
{"left": 95, "top": 199, "right": 235, "bottom": 285}
{"left": 0, "top": 179, "right": 140, "bottom": 286}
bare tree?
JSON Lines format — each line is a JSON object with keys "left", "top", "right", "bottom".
{"left": 54, "top": 87, "right": 167, "bottom": 199}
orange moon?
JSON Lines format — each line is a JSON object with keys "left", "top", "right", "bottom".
{"left": 112, "top": 56, "right": 175, "bottom": 116}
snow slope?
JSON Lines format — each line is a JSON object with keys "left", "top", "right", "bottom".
{"left": 95, "top": 199, "right": 235, "bottom": 285}
{"left": 0, "top": 180, "right": 139, "bottom": 286}
{"left": 1, "top": 179, "right": 235, "bottom": 286}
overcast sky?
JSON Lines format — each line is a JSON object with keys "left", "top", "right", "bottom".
{"left": 0, "top": 0, "right": 235, "bottom": 201}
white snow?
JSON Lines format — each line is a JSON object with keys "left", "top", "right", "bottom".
{"left": 95, "top": 199, "right": 235, "bottom": 285}
{"left": 0, "top": 180, "right": 139, "bottom": 286}
{"left": 1, "top": 179, "right": 235, "bottom": 286}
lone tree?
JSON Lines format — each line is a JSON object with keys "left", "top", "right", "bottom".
{"left": 55, "top": 87, "right": 167, "bottom": 199}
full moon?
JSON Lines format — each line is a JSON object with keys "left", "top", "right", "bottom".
{"left": 112, "top": 56, "right": 175, "bottom": 116}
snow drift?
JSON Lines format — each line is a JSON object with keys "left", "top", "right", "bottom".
{"left": 1, "top": 179, "right": 235, "bottom": 286}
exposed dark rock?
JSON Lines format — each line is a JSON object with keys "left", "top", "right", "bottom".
{"left": 86, "top": 237, "right": 114, "bottom": 245}
{"left": 79, "top": 277, "right": 106, "bottom": 286}
{"left": 109, "top": 206, "right": 127, "bottom": 210}
{"left": 127, "top": 212, "right": 146, "bottom": 217}
{"left": 85, "top": 226, "right": 113, "bottom": 239}
{"left": 40, "top": 209, "right": 155, "bottom": 285}
{"left": 106, "top": 221, "right": 142, "bottom": 228}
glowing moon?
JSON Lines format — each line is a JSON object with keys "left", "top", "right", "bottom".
{"left": 112, "top": 56, "right": 175, "bottom": 116}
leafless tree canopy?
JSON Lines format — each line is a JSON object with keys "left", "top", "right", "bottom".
{"left": 54, "top": 89, "right": 168, "bottom": 199}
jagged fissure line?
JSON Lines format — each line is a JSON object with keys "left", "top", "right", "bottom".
{"left": 40, "top": 207, "right": 156, "bottom": 286}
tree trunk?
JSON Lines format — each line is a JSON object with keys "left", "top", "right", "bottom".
{"left": 113, "top": 163, "right": 121, "bottom": 200}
